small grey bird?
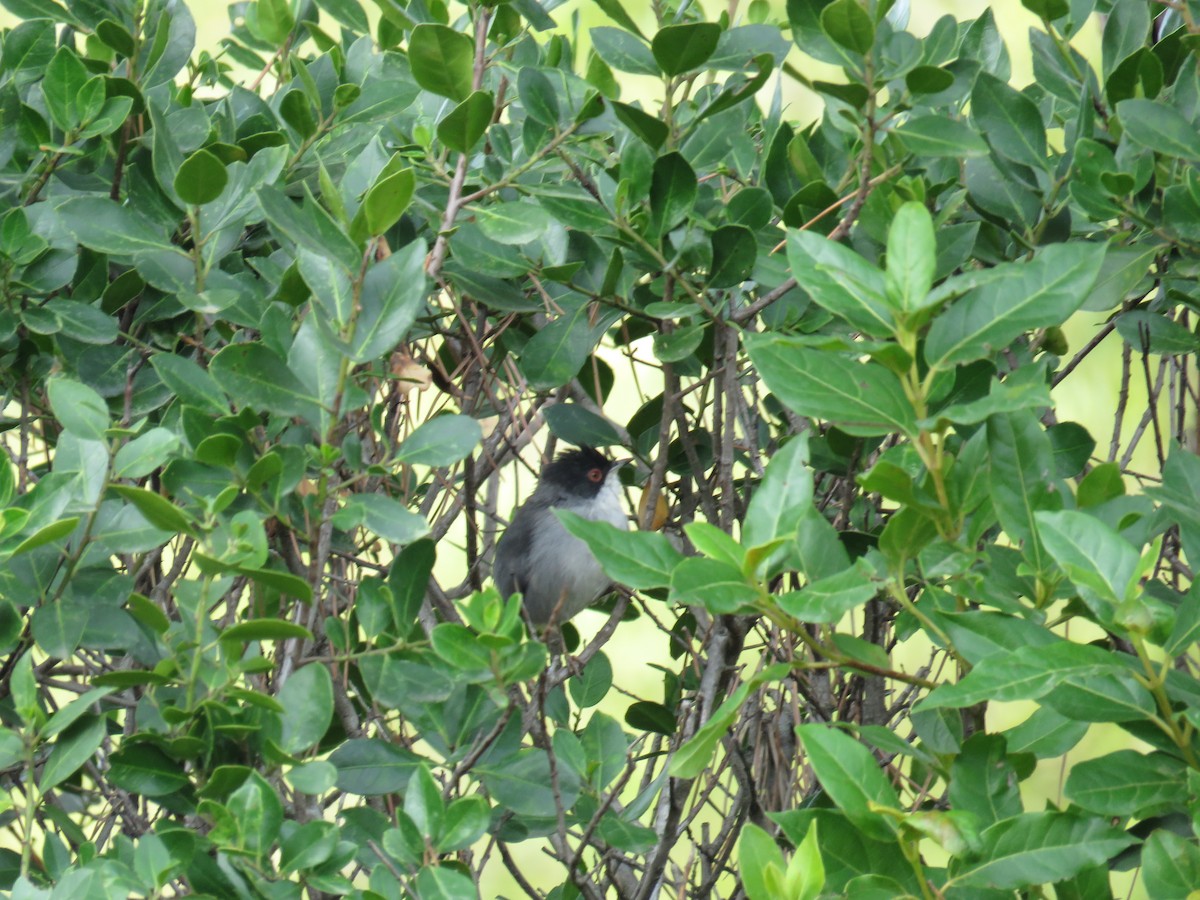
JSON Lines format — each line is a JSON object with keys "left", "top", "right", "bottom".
{"left": 493, "top": 447, "right": 628, "bottom": 626}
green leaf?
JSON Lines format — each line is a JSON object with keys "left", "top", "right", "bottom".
{"left": 894, "top": 116, "right": 989, "bottom": 158}
{"left": 776, "top": 559, "right": 879, "bottom": 623}
{"left": 612, "top": 101, "right": 669, "bottom": 149}
{"left": 359, "top": 167, "right": 415, "bottom": 238}
{"left": 1035, "top": 509, "right": 1138, "bottom": 614}
{"left": 409, "top": 23, "right": 474, "bottom": 101}
{"left": 919, "top": 640, "right": 1124, "bottom": 709}
{"left": 543, "top": 403, "right": 623, "bottom": 447}
{"left": 314, "top": 0, "right": 368, "bottom": 31}
{"left": 110, "top": 486, "right": 195, "bottom": 534}
{"left": 739, "top": 823, "right": 787, "bottom": 900}
{"left": 520, "top": 298, "right": 620, "bottom": 391}
{"left": 649, "top": 151, "right": 697, "bottom": 238}
{"left": 278, "top": 664, "right": 332, "bottom": 754}
{"left": 670, "top": 557, "right": 759, "bottom": 614}
{"left": 670, "top": 680, "right": 761, "bottom": 778}
{"left": 57, "top": 197, "right": 172, "bottom": 255}
{"left": 819, "top": 0, "right": 874, "bottom": 54}
{"left": 922, "top": 369, "right": 1052, "bottom": 429}
{"left": 796, "top": 724, "right": 900, "bottom": 841}
{"left": 1116, "top": 98, "right": 1200, "bottom": 163}
{"left": 948, "top": 811, "right": 1135, "bottom": 889}
{"left": 253, "top": 0, "right": 294, "bottom": 43}
{"left": 437, "top": 90, "right": 494, "bottom": 153}
{"left": 149, "top": 355, "right": 229, "bottom": 420}
{"left": 43, "top": 46, "right": 88, "bottom": 130}
{"left": 651, "top": 22, "right": 722, "bottom": 76}
{"left": 287, "top": 760, "right": 336, "bottom": 794}
{"left": 404, "top": 764, "right": 444, "bottom": 838}
{"left": 209, "top": 342, "right": 322, "bottom": 424}
{"left": 742, "top": 434, "right": 813, "bottom": 549}
{"left": 591, "top": 26, "right": 659, "bottom": 76}
{"left": 709, "top": 224, "right": 757, "bottom": 288}
{"left": 1102, "top": 1, "right": 1152, "bottom": 80}
{"left": 786, "top": 230, "right": 894, "bottom": 336}
{"left": 334, "top": 493, "right": 430, "bottom": 545}
{"left": 558, "top": 511, "right": 685, "bottom": 589}
{"left": 786, "top": 819, "right": 825, "bottom": 900}
{"left": 329, "top": 738, "right": 421, "bottom": 795}
{"left": 568, "top": 651, "right": 613, "bottom": 708}
{"left": 280, "top": 89, "right": 316, "bottom": 138}
{"left": 1064, "top": 750, "right": 1186, "bottom": 817}
{"left": 114, "top": 428, "right": 178, "bottom": 479}
{"left": 885, "top": 202, "right": 936, "bottom": 314}
{"left": 480, "top": 748, "right": 581, "bottom": 816}
{"left": 971, "top": 73, "right": 1047, "bottom": 170}
{"left": 437, "top": 796, "right": 490, "bottom": 852}
{"left": 388, "top": 539, "right": 436, "bottom": 631}
{"left": 108, "top": 744, "right": 189, "bottom": 797}
{"left": 48, "top": 378, "right": 109, "bottom": 441}
{"left": 31, "top": 596, "right": 87, "bottom": 658}
{"left": 256, "top": 185, "right": 362, "bottom": 272}
{"left": 351, "top": 241, "right": 427, "bottom": 363}
{"left": 948, "top": 734, "right": 1021, "bottom": 828}
{"left": 925, "top": 242, "right": 1106, "bottom": 369}
{"left": 175, "top": 149, "right": 228, "bottom": 205}
{"left": 394, "top": 415, "right": 482, "bottom": 467}
{"left": 221, "top": 619, "right": 313, "bottom": 641}
{"left": 279, "top": 820, "right": 338, "bottom": 873}
{"left": 517, "top": 67, "right": 560, "bottom": 126}
{"left": 226, "top": 771, "right": 283, "bottom": 856}
{"left": 746, "top": 334, "right": 918, "bottom": 437}
{"left": 40, "top": 715, "right": 107, "bottom": 791}
{"left": 1141, "top": 830, "right": 1200, "bottom": 900}
{"left": 986, "top": 411, "right": 1061, "bottom": 575}
{"left": 415, "top": 866, "right": 477, "bottom": 900}
{"left": 12, "top": 521, "right": 74, "bottom": 559}
{"left": 474, "top": 201, "right": 555, "bottom": 245}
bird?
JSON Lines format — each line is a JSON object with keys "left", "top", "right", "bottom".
{"left": 493, "top": 446, "right": 628, "bottom": 626}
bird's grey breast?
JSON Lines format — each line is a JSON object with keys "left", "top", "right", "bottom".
{"left": 523, "top": 478, "right": 627, "bottom": 622}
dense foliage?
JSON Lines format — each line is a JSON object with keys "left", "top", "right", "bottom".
{"left": 3, "top": 0, "right": 1200, "bottom": 896}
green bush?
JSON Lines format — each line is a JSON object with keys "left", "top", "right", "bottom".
{"left": 1, "top": 0, "right": 1199, "bottom": 897}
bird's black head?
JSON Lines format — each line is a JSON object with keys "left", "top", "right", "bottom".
{"left": 539, "top": 446, "right": 617, "bottom": 499}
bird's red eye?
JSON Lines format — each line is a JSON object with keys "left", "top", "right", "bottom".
{"left": 588, "top": 467, "right": 604, "bottom": 483}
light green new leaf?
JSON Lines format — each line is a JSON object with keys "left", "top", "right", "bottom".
{"left": 885, "top": 202, "right": 936, "bottom": 314}
{"left": 739, "top": 823, "right": 787, "bottom": 900}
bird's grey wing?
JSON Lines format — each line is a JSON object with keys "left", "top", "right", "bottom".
{"left": 492, "top": 505, "right": 533, "bottom": 598}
